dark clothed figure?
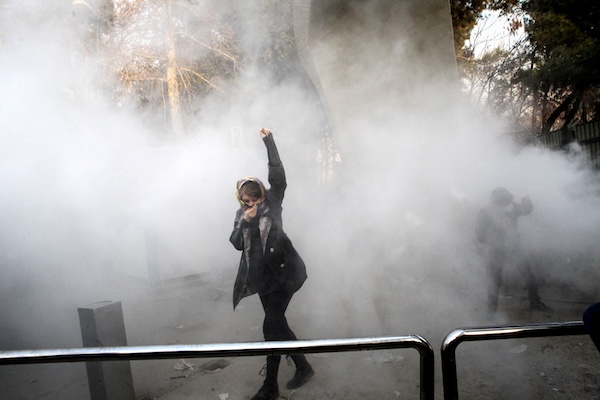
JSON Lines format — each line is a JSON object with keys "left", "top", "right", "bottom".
{"left": 229, "top": 129, "right": 313, "bottom": 400}
{"left": 583, "top": 302, "right": 600, "bottom": 353}
{"left": 476, "top": 187, "right": 551, "bottom": 317}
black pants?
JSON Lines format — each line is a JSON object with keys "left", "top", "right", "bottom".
{"left": 486, "top": 247, "right": 540, "bottom": 314}
{"left": 258, "top": 289, "right": 309, "bottom": 385}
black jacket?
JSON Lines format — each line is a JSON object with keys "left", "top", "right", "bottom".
{"left": 475, "top": 198, "right": 533, "bottom": 249}
{"left": 229, "top": 134, "right": 307, "bottom": 309}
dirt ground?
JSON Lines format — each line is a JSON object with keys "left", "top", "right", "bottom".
{"left": 1, "top": 271, "right": 599, "bottom": 400}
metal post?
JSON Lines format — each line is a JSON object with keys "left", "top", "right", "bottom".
{"left": 441, "top": 321, "right": 586, "bottom": 400}
{"left": 78, "top": 301, "right": 135, "bottom": 400}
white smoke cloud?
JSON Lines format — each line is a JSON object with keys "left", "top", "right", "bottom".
{"left": 0, "top": 0, "right": 598, "bottom": 381}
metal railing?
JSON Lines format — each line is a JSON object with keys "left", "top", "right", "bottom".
{"left": 0, "top": 335, "right": 435, "bottom": 400}
{"left": 440, "top": 321, "right": 587, "bottom": 400}
{"left": 4, "top": 321, "right": 590, "bottom": 400}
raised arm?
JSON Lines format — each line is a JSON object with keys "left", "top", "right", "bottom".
{"left": 512, "top": 196, "right": 533, "bottom": 218}
{"left": 260, "top": 128, "right": 286, "bottom": 201}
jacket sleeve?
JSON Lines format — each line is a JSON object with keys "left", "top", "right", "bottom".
{"left": 263, "top": 134, "right": 286, "bottom": 204}
{"left": 514, "top": 197, "right": 533, "bottom": 217}
{"left": 229, "top": 209, "right": 246, "bottom": 251}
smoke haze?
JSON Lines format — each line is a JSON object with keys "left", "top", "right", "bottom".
{"left": 1, "top": 1, "right": 599, "bottom": 397}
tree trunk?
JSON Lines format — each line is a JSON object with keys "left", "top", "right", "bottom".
{"left": 166, "top": 0, "right": 184, "bottom": 139}
{"left": 530, "top": 52, "right": 537, "bottom": 135}
{"left": 563, "top": 91, "right": 582, "bottom": 127}
{"left": 542, "top": 89, "right": 577, "bottom": 134}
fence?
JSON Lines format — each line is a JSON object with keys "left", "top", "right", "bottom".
{"left": 537, "top": 120, "right": 600, "bottom": 168}
{"left": 440, "top": 321, "right": 587, "bottom": 400}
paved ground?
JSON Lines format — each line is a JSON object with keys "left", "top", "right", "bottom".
{"left": 1, "top": 270, "right": 599, "bottom": 400}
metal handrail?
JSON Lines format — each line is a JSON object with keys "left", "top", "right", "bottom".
{"left": 0, "top": 335, "right": 435, "bottom": 400}
{"left": 441, "top": 321, "right": 587, "bottom": 400}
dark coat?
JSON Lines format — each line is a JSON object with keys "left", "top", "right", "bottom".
{"left": 475, "top": 197, "right": 533, "bottom": 250}
{"left": 229, "top": 135, "right": 307, "bottom": 309}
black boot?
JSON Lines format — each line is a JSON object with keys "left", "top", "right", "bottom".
{"left": 286, "top": 359, "right": 314, "bottom": 389}
{"left": 527, "top": 282, "right": 553, "bottom": 312}
{"left": 251, "top": 356, "right": 280, "bottom": 400}
{"left": 530, "top": 299, "right": 553, "bottom": 313}
{"left": 487, "top": 289, "right": 498, "bottom": 320}
{"left": 250, "top": 382, "right": 279, "bottom": 400}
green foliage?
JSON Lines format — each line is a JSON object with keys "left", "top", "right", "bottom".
{"left": 524, "top": 0, "right": 599, "bottom": 86}
{"left": 450, "top": 0, "right": 489, "bottom": 55}
{"left": 520, "top": 0, "right": 600, "bottom": 130}
{"left": 458, "top": 0, "right": 599, "bottom": 134}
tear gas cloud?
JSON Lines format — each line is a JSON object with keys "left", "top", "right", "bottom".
{"left": 1, "top": 0, "right": 599, "bottom": 359}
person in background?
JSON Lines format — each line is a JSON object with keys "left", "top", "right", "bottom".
{"left": 229, "top": 128, "right": 314, "bottom": 400}
{"left": 583, "top": 302, "right": 600, "bottom": 353}
{"left": 475, "top": 187, "right": 553, "bottom": 318}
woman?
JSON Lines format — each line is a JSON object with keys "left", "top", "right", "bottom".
{"left": 229, "top": 128, "right": 314, "bottom": 400}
